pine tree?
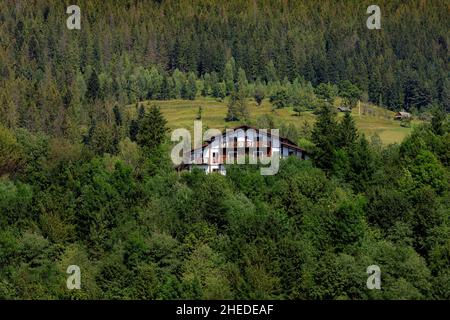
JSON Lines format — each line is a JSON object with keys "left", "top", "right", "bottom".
{"left": 225, "top": 91, "right": 240, "bottom": 122}
{"left": 265, "top": 60, "right": 278, "bottom": 83}
{"left": 315, "top": 83, "right": 338, "bottom": 102}
{"left": 113, "top": 105, "right": 122, "bottom": 126}
{"left": 236, "top": 89, "right": 250, "bottom": 122}
{"left": 87, "top": 70, "right": 100, "bottom": 101}
{"left": 184, "top": 72, "right": 197, "bottom": 100}
{"left": 160, "top": 75, "right": 170, "bottom": 100}
{"left": 311, "top": 101, "right": 339, "bottom": 172}
{"left": 129, "top": 120, "right": 139, "bottom": 142}
{"left": 284, "top": 36, "right": 297, "bottom": 81}
{"left": 28, "top": 35, "right": 40, "bottom": 61}
{"left": 130, "top": 104, "right": 146, "bottom": 141}
{"left": 339, "top": 80, "right": 361, "bottom": 108}
{"left": 236, "top": 68, "right": 248, "bottom": 97}
{"left": 214, "top": 82, "right": 226, "bottom": 100}
{"left": 226, "top": 87, "right": 249, "bottom": 122}
{"left": 348, "top": 135, "right": 377, "bottom": 191}
{"left": 440, "top": 78, "right": 450, "bottom": 112}
{"left": 136, "top": 105, "right": 168, "bottom": 153}
{"left": 201, "top": 73, "right": 211, "bottom": 97}
{"left": 224, "top": 58, "right": 235, "bottom": 94}
{"left": 431, "top": 105, "right": 447, "bottom": 136}
{"left": 270, "top": 88, "right": 290, "bottom": 109}
{"left": 254, "top": 85, "right": 265, "bottom": 106}
{"left": 337, "top": 112, "right": 358, "bottom": 150}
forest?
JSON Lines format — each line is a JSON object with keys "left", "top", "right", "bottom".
{"left": 0, "top": 0, "right": 449, "bottom": 299}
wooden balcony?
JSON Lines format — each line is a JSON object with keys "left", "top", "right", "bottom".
{"left": 221, "top": 141, "right": 272, "bottom": 148}
{"left": 220, "top": 152, "right": 273, "bottom": 163}
{"left": 190, "top": 139, "right": 274, "bottom": 164}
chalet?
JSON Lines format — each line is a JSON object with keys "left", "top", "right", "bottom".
{"left": 394, "top": 111, "right": 412, "bottom": 120}
{"left": 178, "top": 125, "right": 307, "bottom": 175}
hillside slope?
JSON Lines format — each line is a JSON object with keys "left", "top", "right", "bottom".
{"left": 131, "top": 97, "right": 418, "bottom": 145}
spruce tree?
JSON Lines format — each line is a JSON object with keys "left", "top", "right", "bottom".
{"left": 225, "top": 91, "right": 240, "bottom": 121}
{"left": 113, "top": 105, "right": 122, "bottom": 126}
{"left": 254, "top": 85, "right": 265, "bottom": 106}
{"left": 224, "top": 59, "right": 235, "bottom": 95}
{"left": 185, "top": 72, "right": 197, "bottom": 100}
{"left": 431, "top": 105, "right": 447, "bottom": 136}
{"left": 311, "top": 101, "right": 339, "bottom": 172}
{"left": 348, "top": 135, "right": 376, "bottom": 191}
{"left": 337, "top": 112, "right": 358, "bottom": 150}
{"left": 136, "top": 105, "right": 168, "bottom": 153}
{"left": 87, "top": 70, "right": 100, "bottom": 101}
{"left": 130, "top": 104, "right": 145, "bottom": 141}
{"left": 129, "top": 120, "right": 139, "bottom": 142}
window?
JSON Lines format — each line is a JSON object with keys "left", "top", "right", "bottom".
{"left": 253, "top": 150, "right": 265, "bottom": 158}
{"left": 227, "top": 151, "right": 237, "bottom": 163}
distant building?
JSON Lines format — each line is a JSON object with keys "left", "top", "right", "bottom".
{"left": 394, "top": 111, "right": 412, "bottom": 120}
{"left": 178, "top": 125, "right": 307, "bottom": 175}
{"left": 338, "top": 106, "right": 351, "bottom": 112}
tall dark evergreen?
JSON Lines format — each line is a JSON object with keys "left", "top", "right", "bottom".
{"left": 0, "top": 1, "right": 449, "bottom": 301}
{"left": 129, "top": 120, "right": 139, "bottom": 142}
{"left": 87, "top": 70, "right": 100, "bottom": 101}
{"left": 337, "top": 112, "right": 358, "bottom": 150}
{"left": 311, "top": 102, "right": 339, "bottom": 172}
{"left": 254, "top": 86, "right": 265, "bottom": 106}
{"left": 113, "top": 105, "right": 122, "bottom": 127}
{"left": 136, "top": 105, "right": 168, "bottom": 153}
{"left": 431, "top": 106, "right": 447, "bottom": 136}
{"left": 225, "top": 91, "right": 240, "bottom": 122}
{"left": 348, "top": 135, "right": 377, "bottom": 192}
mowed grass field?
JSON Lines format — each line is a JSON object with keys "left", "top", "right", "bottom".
{"left": 129, "top": 97, "right": 419, "bottom": 145}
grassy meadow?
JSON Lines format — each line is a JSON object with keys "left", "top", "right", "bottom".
{"left": 128, "top": 97, "right": 418, "bottom": 145}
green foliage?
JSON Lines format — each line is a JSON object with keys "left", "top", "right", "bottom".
{"left": 0, "top": 124, "right": 448, "bottom": 299}
{"left": 87, "top": 70, "right": 100, "bottom": 102}
{"left": 182, "top": 72, "right": 197, "bottom": 100}
{"left": 311, "top": 102, "right": 338, "bottom": 171}
{"left": 136, "top": 105, "right": 168, "bottom": 154}
{"left": 0, "top": 1, "right": 448, "bottom": 301}
{"left": 0, "top": 0, "right": 446, "bottom": 140}
{"left": 315, "top": 83, "right": 339, "bottom": 102}
{"left": 337, "top": 112, "right": 358, "bottom": 150}
{"left": 407, "top": 150, "right": 448, "bottom": 195}
{"left": 430, "top": 105, "right": 447, "bottom": 136}
{"left": 270, "top": 88, "right": 290, "bottom": 109}
{"left": 253, "top": 85, "right": 265, "bottom": 106}
{"left": 0, "top": 125, "right": 23, "bottom": 177}
{"left": 226, "top": 90, "right": 249, "bottom": 122}
{"left": 338, "top": 81, "right": 361, "bottom": 109}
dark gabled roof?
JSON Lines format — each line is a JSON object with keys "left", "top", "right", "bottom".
{"left": 395, "top": 111, "right": 411, "bottom": 116}
{"left": 188, "top": 125, "right": 306, "bottom": 154}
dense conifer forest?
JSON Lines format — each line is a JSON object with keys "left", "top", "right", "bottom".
{"left": 0, "top": 1, "right": 449, "bottom": 299}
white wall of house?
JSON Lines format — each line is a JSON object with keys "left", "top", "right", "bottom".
{"left": 188, "top": 128, "right": 304, "bottom": 175}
